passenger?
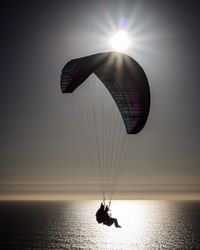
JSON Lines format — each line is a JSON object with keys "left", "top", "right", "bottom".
{"left": 102, "top": 206, "right": 121, "bottom": 228}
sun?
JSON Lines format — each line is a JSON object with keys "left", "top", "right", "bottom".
{"left": 110, "top": 30, "right": 130, "bottom": 52}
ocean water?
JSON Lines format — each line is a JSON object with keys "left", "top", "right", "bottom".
{"left": 0, "top": 201, "right": 199, "bottom": 250}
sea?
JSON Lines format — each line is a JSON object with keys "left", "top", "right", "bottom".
{"left": 0, "top": 200, "right": 199, "bottom": 250}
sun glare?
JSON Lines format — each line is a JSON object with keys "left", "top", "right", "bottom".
{"left": 110, "top": 30, "right": 130, "bottom": 52}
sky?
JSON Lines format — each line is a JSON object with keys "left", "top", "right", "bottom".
{"left": 1, "top": 0, "right": 200, "bottom": 200}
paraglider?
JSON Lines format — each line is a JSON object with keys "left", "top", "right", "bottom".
{"left": 60, "top": 52, "right": 150, "bottom": 227}
{"left": 61, "top": 52, "right": 150, "bottom": 134}
{"left": 96, "top": 203, "right": 121, "bottom": 228}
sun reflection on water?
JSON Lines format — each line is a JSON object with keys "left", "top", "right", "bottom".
{"left": 86, "top": 200, "right": 165, "bottom": 249}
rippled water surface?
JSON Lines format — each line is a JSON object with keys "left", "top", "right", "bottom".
{"left": 0, "top": 201, "right": 200, "bottom": 249}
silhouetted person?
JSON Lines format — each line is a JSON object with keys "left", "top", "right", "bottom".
{"left": 96, "top": 203, "right": 105, "bottom": 224}
{"left": 102, "top": 206, "right": 121, "bottom": 228}
{"left": 96, "top": 204, "right": 121, "bottom": 228}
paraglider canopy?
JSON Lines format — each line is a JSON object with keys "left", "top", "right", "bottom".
{"left": 61, "top": 52, "right": 150, "bottom": 134}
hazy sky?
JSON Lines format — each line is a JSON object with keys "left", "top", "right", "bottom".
{"left": 1, "top": 0, "right": 200, "bottom": 199}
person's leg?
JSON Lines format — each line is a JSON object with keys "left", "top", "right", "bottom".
{"left": 113, "top": 218, "right": 121, "bottom": 228}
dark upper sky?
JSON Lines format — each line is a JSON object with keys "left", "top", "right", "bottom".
{"left": 1, "top": 0, "right": 200, "bottom": 199}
